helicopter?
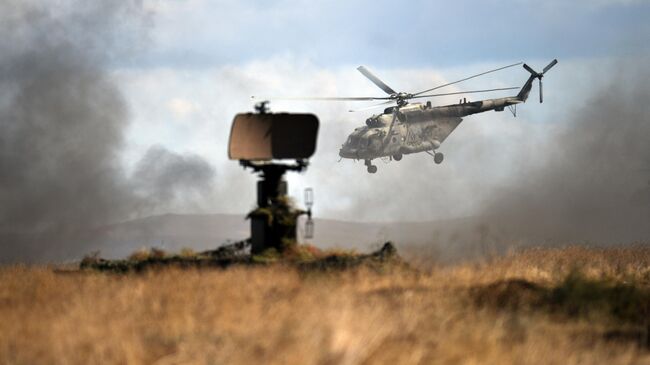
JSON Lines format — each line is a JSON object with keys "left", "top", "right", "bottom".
{"left": 259, "top": 59, "right": 557, "bottom": 173}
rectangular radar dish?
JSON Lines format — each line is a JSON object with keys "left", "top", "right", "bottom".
{"left": 228, "top": 113, "right": 319, "bottom": 161}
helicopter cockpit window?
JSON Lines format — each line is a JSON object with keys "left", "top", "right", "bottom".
{"left": 347, "top": 135, "right": 360, "bottom": 147}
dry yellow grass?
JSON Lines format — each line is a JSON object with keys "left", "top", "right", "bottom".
{"left": 0, "top": 245, "right": 649, "bottom": 365}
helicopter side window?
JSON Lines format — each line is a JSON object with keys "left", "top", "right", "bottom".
{"left": 368, "top": 135, "right": 381, "bottom": 150}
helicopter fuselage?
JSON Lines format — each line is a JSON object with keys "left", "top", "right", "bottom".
{"left": 339, "top": 96, "right": 521, "bottom": 161}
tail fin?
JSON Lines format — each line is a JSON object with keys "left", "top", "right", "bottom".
{"left": 516, "top": 73, "right": 537, "bottom": 102}
{"left": 516, "top": 59, "right": 557, "bottom": 103}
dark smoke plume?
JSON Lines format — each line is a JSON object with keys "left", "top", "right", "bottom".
{"left": 479, "top": 63, "right": 650, "bottom": 245}
{"left": 132, "top": 146, "right": 216, "bottom": 213}
{"left": 0, "top": 1, "right": 216, "bottom": 262}
{"left": 322, "top": 63, "right": 650, "bottom": 262}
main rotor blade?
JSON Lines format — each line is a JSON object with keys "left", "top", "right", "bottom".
{"left": 252, "top": 96, "right": 391, "bottom": 101}
{"left": 411, "top": 86, "right": 520, "bottom": 99}
{"left": 348, "top": 100, "right": 395, "bottom": 112}
{"left": 523, "top": 63, "right": 537, "bottom": 75}
{"left": 413, "top": 62, "right": 522, "bottom": 96}
{"left": 539, "top": 79, "right": 543, "bottom": 103}
{"left": 357, "top": 66, "right": 397, "bottom": 95}
{"left": 543, "top": 59, "right": 558, "bottom": 74}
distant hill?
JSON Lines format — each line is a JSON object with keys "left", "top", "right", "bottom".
{"left": 85, "top": 213, "right": 516, "bottom": 262}
{"left": 2, "top": 212, "right": 597, "bottom": 263}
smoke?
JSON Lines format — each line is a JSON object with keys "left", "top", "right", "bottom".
{"left": 132, "top": 146, "right": 216, "bottom": 213}
{"left": 360, "top": 62, "right": 650, "bottom": 260}
{"left": 479, "top": 62, "right": 650, "bottom": 245}
{"left": 112, "top": 58, "right": 649, "bottom": 260}
{"left": 273, "top": 60, "right": 650, "bottom": 259}
{"left": 0, "top": 1, "right": 216, "bottom": 262}
{"left": 3, "top": 4, "right": 643, "bottom": 264}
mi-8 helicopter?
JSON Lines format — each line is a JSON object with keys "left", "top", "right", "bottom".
{"left": 261, "top": 59, "right": 557, "bottom": 173}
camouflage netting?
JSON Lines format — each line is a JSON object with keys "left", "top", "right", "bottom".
{"left": 79, "top": 241, "right": 406, "bottom": 274}
{"left": 247, "top": 195, "right": 305, "bottom": 254}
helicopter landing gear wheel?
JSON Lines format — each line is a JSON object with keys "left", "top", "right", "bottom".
{"left": 434, "top": 152, "right": 444, "bottom": 164}
{"left": 393, "top": 154, "right": 402, "bottom": 161}
{"left": 364, "top": 159, "right": 377, "bottom": 173}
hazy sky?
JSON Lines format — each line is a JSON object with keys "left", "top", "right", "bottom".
{"left": 105, "top": 0, "right": 649, "bottom": 221}
{"left": 1, "top": 0, "right": 648, "bottom": 264}
{"left": 3, "top": 0, "right": 643, "bottom": 223}
{"left": 136, "top": 0, "right": 649, "bottom": 68}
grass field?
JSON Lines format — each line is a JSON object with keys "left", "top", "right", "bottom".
{"left": 0, "top": 245, "right": 649, "bottom": 364}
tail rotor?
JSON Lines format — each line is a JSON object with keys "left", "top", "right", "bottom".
{"left": 522, "top": 59, "right": 557, "bottom": 103}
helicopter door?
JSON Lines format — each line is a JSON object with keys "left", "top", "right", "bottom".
{"left": 404, "top": 123, "right": 418, "bottom": 144}
{"left": 382, "top": 129, "right": 397, "bottom": 146}
{"left": 365, "top": 133, "right": 379, "bottom": 151}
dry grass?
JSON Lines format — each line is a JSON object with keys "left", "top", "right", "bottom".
{"left": 1, "top": 245, "right": 649, "bottom": 364}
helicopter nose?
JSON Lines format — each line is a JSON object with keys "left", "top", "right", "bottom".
{"left": 339, "top": 147, "right": 356, "bottom": 159}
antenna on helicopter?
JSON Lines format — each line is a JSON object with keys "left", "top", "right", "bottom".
{"left": 522, "top": 59, "right": 558, "bottom": 103}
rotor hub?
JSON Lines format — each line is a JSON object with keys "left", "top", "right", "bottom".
{"left": 393, "top": 92, "right": 412, "bottom": 106}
